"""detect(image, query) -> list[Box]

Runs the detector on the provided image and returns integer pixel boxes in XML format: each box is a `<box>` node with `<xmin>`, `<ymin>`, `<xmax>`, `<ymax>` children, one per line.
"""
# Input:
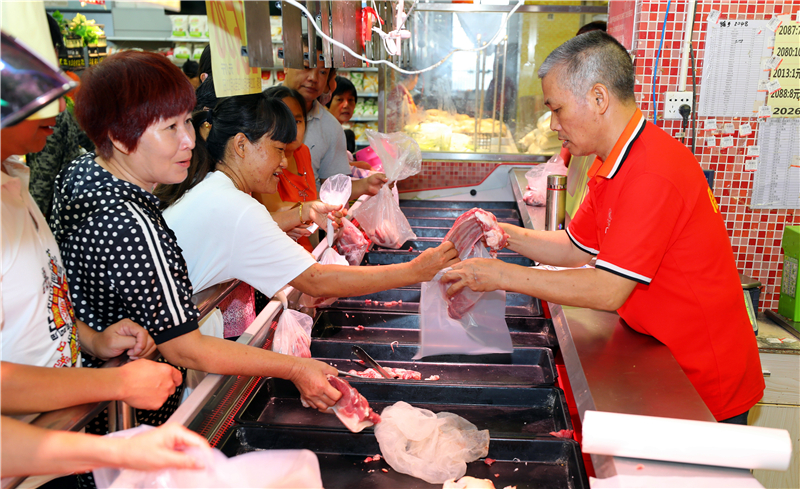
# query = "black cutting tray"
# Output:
<box><xmin>406</xmin><ymin>216</ymin><xmax>520</xmax><ymax>228</ymax></box>
<box><xmin>313</xmin><ymin>310</ymin><xmax>557</xmax><ymax>348</ymax></box>
<box><xmin>400</xmin><ymin>200</ymin><xmax>519</xmax><ymax>210</ymax></box>
<box><xmin>324</xmin><ymin>286</ymin><xmax>542</xmax><ymax>317</ymax></box>
<box><xmin>363</xmin><ymin>249</ymin><xmax>533</xmax><ymax>267</ymax></box>
<box><xmin>313</xmin><ymin>342</ymin><xmax>556</xmax><ymax>386</ymax></box>
<box><xmin>217</xmin><ymin>425</ymin><xmax>588</xmax><ymax>489</ymax></box>
<box><xmin>235</xmin><ymin>378</ymin><xmax>573</xmax><ymax>437</ymax></box>
<box><xmin>401</xmin><ymin>207</ymin><xmax>520</xmax><ymax>220</ymax></box>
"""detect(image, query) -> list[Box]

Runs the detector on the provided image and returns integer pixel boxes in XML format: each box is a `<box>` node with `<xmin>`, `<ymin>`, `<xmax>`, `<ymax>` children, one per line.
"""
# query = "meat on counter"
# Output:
<box><xmin>326</xmin><ymin>375</ymin><xmax>381</xmax><ymax>432</ymax></box>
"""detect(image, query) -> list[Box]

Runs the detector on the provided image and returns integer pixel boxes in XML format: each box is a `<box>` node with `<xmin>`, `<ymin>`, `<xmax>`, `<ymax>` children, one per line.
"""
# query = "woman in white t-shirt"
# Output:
<box><xmin>155</xmin><ymin>93</ymin><xmax>458</xmax><ymax>320</ymax></box>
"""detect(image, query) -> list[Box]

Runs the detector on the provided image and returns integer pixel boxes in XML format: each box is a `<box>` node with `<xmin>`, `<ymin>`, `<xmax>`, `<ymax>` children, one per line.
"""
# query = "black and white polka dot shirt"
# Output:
<box><xmin>50</xmin><ymin>153</ymin><xmax>199</xmax><ymax>368</ymax></box>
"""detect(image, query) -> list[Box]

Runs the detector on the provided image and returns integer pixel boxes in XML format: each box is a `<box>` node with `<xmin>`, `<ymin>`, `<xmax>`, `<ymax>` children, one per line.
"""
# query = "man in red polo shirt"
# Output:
<box><xmin>441</xmin><ymin>31</ymin><xmax>764</xmax><ymax>424</ymax></box>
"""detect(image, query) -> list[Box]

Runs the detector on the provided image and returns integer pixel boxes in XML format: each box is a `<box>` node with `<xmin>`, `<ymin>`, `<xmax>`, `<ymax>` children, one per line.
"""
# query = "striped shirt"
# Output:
<box><xmin>50</xmin><ymin>153</ymin><xmax>199</xmax><ymax>368</ymax></box>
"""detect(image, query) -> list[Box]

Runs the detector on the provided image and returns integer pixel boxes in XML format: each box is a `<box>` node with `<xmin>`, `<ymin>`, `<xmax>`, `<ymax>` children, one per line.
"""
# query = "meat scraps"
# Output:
<box><xmin>444</xmin><ymin>208</ymin><xmax>509</xmax><ymax>259</ymax></box>
<box><xmin>548</xmin><ymin>429</ymin><xmax>574</xmax><ymax>439</ymax></box>
<box><xmin>346</xmin><ymin>367</ymin><xmax>424</xmax><ymax>380</ymax></box>
<box><xmin>442</xmin><ymin>209</ymin><xmax>510</xmax><ymax>319</ymax></box>
<box><xmin>326</xmin><ymin>375</ymin><xmax>381</xmax><ymax>432</ymax></box>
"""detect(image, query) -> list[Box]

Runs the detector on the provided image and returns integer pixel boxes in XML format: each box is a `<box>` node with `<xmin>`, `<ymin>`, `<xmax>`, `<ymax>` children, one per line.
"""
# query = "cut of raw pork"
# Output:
<box><xmin>346</xmin><ymin>367</ymin><xmax>424</xmax><ymax>380</ymax></box>
<box><xmin>326</xmin><ymin>375</ymin><xmax>381</xmax><ymax>432</ymax></box>
<box><xmin>337</xmin><ymin>218</ymin><xmax>370</xmax><ymax>266</ymax></box>
<box><xmin>444</xmin><ymin>208</ymin><xmax>509</xmax><ymax>259</ymax></box>
<box><xmin>442</xmin><ymin>209</ymin><xmax>509</xmax><ymax>319</ymax></box>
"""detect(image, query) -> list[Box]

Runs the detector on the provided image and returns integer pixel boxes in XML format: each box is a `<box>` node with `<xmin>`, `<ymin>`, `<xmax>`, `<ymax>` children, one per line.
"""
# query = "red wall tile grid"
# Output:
<box><xmin>633</xmin><ymin>0</ymin><xmax>800</xmax><ymax>311</ymax></box>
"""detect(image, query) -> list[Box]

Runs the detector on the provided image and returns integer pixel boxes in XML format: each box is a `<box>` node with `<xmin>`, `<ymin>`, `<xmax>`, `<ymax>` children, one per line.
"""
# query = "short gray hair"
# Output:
<box><xmin>537</xmin><ymin>31</ymin><xmax>635</xmax><ymax>103</ymax></box>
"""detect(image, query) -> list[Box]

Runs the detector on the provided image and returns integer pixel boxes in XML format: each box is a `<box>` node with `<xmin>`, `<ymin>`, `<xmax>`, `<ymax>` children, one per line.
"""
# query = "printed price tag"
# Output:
<box><xmin>747</xmin><ymin>145</ymin><xmax>760</xmax><ymax>156</ymax></box>
<box><xmin>674</xmin><ymin>130</ymin><xmax>685</xmax><ymax>139</ymax></box>
<box><xmin>708</xmin><ymin>10</ymin><xmax>721</xmax><ymax>25</ymax></box>
<box><xmin>723</xmin><ymin>123</ymin><xmax>736</xmax><ymax>134</ymax></box>
<box><xmin>757</xmin><ymin>105</ymin><xmax>772</xmax><ymax>118</ymax></box>
<box><xmin>767</xmin><ymin>16</ymin><xmax>782</xmax><ymax>32</ymax></box>
<box><xmin>739</xmin><ymin>122</ymin><xmax>753</xmax><ymax>136</ymax></box>
<box><xmin>721</xmin><ymin>136</ymin><xmax>735</xmax><ymax>148</ymax></box>
<box><xmin>767</xmin><ymin>79</ymin><xmax>782</xmax><ymax>94</ymax></box>
<box><xmin>703</xmin><ymin>119</ymin><xmax>719</xmax><ymax>131</ymax></box>
<box><xmin>706</xmin><ymin>136</ymin><xmax>718</xmax><ymax>147</ymax></box>
<box><xmin>745</xmin><ymin>158</ymin><xmax>759</xmax><ymax>171</ymax></box>
<box><xmin>758</xmin><ymin>79</ymin><xmax>769</xmax><ymax>91</ymax></box>
<box><xmin>766</xmin><ymin>56</ymin><xmax>783</xmax><ymax>70</ymax></box>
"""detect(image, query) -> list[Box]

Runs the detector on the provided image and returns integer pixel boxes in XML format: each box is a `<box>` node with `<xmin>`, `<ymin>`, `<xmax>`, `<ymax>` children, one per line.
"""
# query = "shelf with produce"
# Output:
<box><xmin>360</xmin><ymin>93</ymin><xmax>378</xmax><ymax>97</ymax></box>
<box><xmin>107</xmin><ymin>36</ymin><xmax>209</xmax><ymax>43</ymax></box>
<box><xmin>169</xmin><ymin>36</ymin><xmax>209</xmax><ymax>42</ymax></box>
<box><xmin>350</xmin><ymin>116</ymin><xmax>378</xmax><ymax>122</ymax></box>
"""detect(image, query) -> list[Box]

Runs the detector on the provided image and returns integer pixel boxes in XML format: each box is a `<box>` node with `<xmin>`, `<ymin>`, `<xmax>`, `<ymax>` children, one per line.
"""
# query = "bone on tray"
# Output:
<box><xmin>326</xmin><ymin>375</ymin><xmax>381</xmax><ymax>432</ymax></box>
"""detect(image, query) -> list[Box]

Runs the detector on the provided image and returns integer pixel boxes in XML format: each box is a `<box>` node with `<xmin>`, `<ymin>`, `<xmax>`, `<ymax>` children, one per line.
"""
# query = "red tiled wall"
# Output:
<box><xmin>398</xmin><ymin>160</ymin><xmax>502</xmax><ymax>191</ymax></box>
<box><xmin>632</xmin><ymin>0</ymin><xmax>800</xmax><ymax>311</ymax></box>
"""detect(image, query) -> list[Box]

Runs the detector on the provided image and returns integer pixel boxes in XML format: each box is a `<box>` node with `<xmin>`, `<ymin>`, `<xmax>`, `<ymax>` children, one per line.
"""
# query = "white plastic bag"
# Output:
<box><xmin>352</xmin><ymin>185</ymin><xmax>416</xmax><ymax>249</ymax></box>
<box><xmin>523</xmin><ymin>153</ymin><xmax>567</xmax><ymax>206</ymax></box>
<box><xmin>271</xmin><ymin>309</ymin><xmax>313</xmax><ymax>358</ymax></box>
<box><xmin>415</xmin><ymin>246</ymin><xmax>513</xmax><ymax>359</ymax></box>
<box><xmin>374</xmin><ymin>401</ymin><xmax>490</xmax><ymax>485</ymax></box>
<box><xmin>319</xmin><ymin>174</ymin><xmax>352</xmax><ymax>245</ymax></box>
<box><xmin>93</xmin><ymin>426</ymin><xmax>324</xmax><ymax>489</ymax></box>
<box><xmin>352</xmin><ymin>131</ymin><xmax>422</xmax><ymax>249</ymax></box>
<box><xmin>336</xmin><ymin>217</ymin><xmax>370</xmax><ymax>266</ymax></box>
<box><xmin>298</xmin><ymin>247</ymin><xmax>349</xmax><ymax>308</ymax></box>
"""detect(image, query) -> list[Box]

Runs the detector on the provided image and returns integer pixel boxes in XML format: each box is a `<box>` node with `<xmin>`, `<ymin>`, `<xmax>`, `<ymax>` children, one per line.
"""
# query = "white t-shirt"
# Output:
<box><xmin>163</xmin><ymin>171</ymin><xmax>316</xmax><ymax>299</ymax></box>
<box><xmin>304</xmin><ymin>100</ymin><xmax>351</xmax><ymax>191</ymax></box>
<box><xmin>1</xmin><ymin>158</ymin><xmax>80</xmax><ymax>368</ymax></box>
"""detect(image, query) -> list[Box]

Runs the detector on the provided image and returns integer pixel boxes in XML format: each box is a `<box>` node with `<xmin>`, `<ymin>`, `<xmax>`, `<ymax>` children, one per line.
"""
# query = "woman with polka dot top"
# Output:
<box><xmin>49</xmin><ymin>52</ymin><xmax>347</xmax><ymax>423</ymax></box>
<box><xmin>154</xmin><ymin>93</ymin><xmax>459</xmax><ymax>336</ymax></box>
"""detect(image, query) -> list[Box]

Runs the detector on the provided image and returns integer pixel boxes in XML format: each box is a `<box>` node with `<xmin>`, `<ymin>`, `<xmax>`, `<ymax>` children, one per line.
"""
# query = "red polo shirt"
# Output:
<box><xmin>567</xmin><ymin>108</ymin><xmax>764</xmax><ymax>421</ymax></box>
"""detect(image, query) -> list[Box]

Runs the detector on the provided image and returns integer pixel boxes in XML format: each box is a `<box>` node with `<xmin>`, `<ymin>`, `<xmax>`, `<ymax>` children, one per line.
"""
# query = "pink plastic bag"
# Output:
<box><xmin>523</xmin><ymin>153</ymin><xmax>567</xmax><ymax>206</ymax></box>
<box><xmin>271</xmin><ymin>309</ymin><xmax>313</xmax><ymax>358</ymax></box>
<box><xmin>336</xmin><ymin>217</ymin><xmax>370</xmax><ymax>266</ymax></box>
<box><xmin>352</xmin><ymin>130</ymin><xmax>422</xmax><ymax>249</ymax></box>
<box><xmin>298</xmin><ymin>247</ymin><xmax>349</xmax><ymax>308</ymax></box>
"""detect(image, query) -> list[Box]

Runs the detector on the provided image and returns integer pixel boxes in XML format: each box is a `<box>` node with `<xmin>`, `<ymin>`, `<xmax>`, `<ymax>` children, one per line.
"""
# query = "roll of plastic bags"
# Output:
<box><xmin>374</xmin><ymin>401</ymin><xmax>490</xmax><ymax>484</ymax></box>
<box><xmin>271</xmin><ymin>309</ymin><xmax>313</xmax><ymax>358</ymax></box>
<box><xmin>93</xmin><ymin>425</ymin><xmax>324</xmax><ymax>489</ymax></box>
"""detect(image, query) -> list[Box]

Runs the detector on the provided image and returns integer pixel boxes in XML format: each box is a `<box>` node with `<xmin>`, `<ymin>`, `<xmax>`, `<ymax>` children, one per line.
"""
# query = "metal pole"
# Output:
<box><xmin>477</xmin><ymin>41</ymin><xmax>488</xmax><ymax>152</ymax></box>
<box><xmin>473</xmin><ymin>33</ymin><xmax>481</xmax><ymax>152</ymax></box>
<box><xmin>498</xmin><ymin>36</ymin><xmax>509</xmax><ymax>152</ymax></box>
<box><xmin>490</xmin><ymin>42</ymin><xmax>501</xmax><ymax>149</ymax></box>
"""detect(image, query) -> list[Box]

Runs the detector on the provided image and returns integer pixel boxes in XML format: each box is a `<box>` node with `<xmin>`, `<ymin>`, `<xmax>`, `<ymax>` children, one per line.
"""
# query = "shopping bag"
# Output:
<box><xmin>271</xmin><ymin>309</ymin><xmax>313</xmax><ymax>358</ymax></box>
<box><xmin>523</xmin><ymin>152</ymin><xmax>567</xmax><ymax>206</ymax></box>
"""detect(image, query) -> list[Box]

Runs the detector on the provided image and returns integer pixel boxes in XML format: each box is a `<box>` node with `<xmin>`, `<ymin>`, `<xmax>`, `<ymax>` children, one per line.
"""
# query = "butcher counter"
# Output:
<box><xmin>169</xmin><ymin>166</ymin><xmax>767</xmax><ymax>488</ymax></box>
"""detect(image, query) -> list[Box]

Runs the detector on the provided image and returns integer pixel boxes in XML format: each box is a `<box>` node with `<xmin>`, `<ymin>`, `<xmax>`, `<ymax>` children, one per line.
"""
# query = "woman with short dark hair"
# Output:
<box><xmin>50</xmin><ymin>52</ymin><xmax>345</xmax><ymax>425</ymax></box>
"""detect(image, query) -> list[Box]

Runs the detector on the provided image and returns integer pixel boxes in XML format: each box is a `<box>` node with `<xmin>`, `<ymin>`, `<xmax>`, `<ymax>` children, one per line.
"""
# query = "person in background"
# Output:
<box><xmin>442</xmin><ymin>31</ymin><xmax>764</xmax><ymax>424</ymax></box>
<box><xmin>197</xmin><ymin>44</ymin><xmax>211</xmax><ymax>83</ymax></box>
<box><xmin>181</xmin><ymin>60</ymin><xmax>201</xmax><ymax>89</ymax></box>
<box><xmin>283</xmin><ymin>39</ymin><xmax>385</xmax><ymax>197</ymax></box>
<box><xmin>50</xmin><ymin>53</ymin><xmax>344</xmax><ymax>448</ymax></box>
<box><xmin>2</xmin><ymin>418</ymin><xmax>208</xmax><ymax>478</ymax></box>
<box><xmin>326</xmin><ymin>76</ymin><xmax>372</xmax><ymax>176</ymax></box>
<box><xmin>27</xmin><ymin>13</ymin><xmax>95</xmax><ymax>220</ymax></box>
<box><xmin>577</xmin><ymin>20</ymin><xmax>607</xmax><ymax>36</ymax></box>
<box><xmin>156</xmin><ymin>93</ymin><xmax>459</xmax><ymax>346</ymax></box>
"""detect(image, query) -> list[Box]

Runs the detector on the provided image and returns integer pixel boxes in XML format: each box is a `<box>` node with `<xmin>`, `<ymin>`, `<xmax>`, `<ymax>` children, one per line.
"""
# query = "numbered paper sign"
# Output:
<box><xmin>206</xmin><ymin>0</ymin><xmax>262</xmax><ymax>97</ymax></box>
<box><xmin>768</xmin><ymin>21</ymin><xmax>800</xmax><ymax>118</ymax></box>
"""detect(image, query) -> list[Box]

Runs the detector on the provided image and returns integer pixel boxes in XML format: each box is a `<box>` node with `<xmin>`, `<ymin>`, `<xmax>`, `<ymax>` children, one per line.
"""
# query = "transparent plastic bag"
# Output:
<box><xmin>319</xmin><ymin>174</ymin><xmax>352</xmax><ymax>245</ymax></box>
<box><xmin>364</xmin><ymin>129</ymin><xmax>422</xmax><ymax>183</ymax></box>
<box><xmin>271</xmin><ymin>309</ymin><xmax>313</xmax><ymax>358</ymax></box>
<box><xmin>352</xmin><ymin>185</ymin><xmax>416</xmax><ymax>249</ymax></box>
<box><xmin>336</xmin><ymin>217</ymin><xmax>370</xmax><ymax>266</ymax></box>
<box><xmin>298</xmin><ymin>247</ymin><xmax>349</xmax><ymax>308</ymax></box>
<box><xmin>374</xmin><ymin>401</ymin><xmax>490</xmax><ymax>484</ymax></box>
<box><xmin>523</xmin><ymin>153</ymin><xmax>567</xmax><ymax>206</ymax></box>
<box><xmin>93</xmin><ymin>426</ymin><xmax>323</xmax><ymax>489</ymax></box>
<box><xmin>415</xmin><ymin>246</ymin><xmax>513</xmax><ymax>359</ymax></box>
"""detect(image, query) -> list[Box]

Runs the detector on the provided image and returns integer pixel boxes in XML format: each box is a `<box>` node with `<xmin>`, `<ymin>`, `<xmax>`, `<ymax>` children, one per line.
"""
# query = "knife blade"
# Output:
<box><xmin>351</xmin><ymin>345</ymin><xmax>394</xmax><ymax>379</ymax></box>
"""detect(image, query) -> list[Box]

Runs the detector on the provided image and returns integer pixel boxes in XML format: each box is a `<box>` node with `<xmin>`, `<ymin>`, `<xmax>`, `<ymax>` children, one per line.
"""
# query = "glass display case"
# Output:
<box><xmin>379</xmin><ymin>2</ymin><xmax>607</xmax><ymax>159</ymax></box>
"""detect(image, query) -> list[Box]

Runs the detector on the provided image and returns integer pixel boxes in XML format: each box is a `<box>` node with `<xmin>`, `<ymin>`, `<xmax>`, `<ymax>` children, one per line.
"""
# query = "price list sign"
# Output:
<box><xmin>206</xmin><ymin>0</ymin><xmax>262</xmax><ymax>97</ymax></box>
<box><xmin>751</xmin><ymin>118</ymin><xmax>800</xmax><ymax>208</ymax></box>
<box><xmin>768</xmin><ymin>21</ymin><xmax>800</xmax><ymax>118</ymax></box>
<box><xmin>698</xmin><ymin>19</ymin><xmax>774</xmax><ymax>118</ymax></box>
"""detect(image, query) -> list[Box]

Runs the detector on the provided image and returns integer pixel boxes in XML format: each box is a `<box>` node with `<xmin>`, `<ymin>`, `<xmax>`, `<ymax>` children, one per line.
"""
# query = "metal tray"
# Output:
<box><xmin>313</xmin><ymin>310</ymin><xmax>557</xmax><ymax>348</ymax></box>
<box><xmin>217</xmin><ymin>425</ymin><xmax>588</xmax><ymax>489</ymax></box>
<box><xmin>313</xmin><ymin>342</ymin><xmax>556</xmax><ymax>386</ymax></box>
<box><xmin>363</xmin><ymin>249</ymin><xmax>533</xmax><ymax>267</ymax></box>
<box><xmin>406</xmin><ymin>216</ymin><xmax>521</xmax><ymax>228</ymax></box>
<box><xmin>401</xmin><ymin>207</ymin><xmax>520</xmax><ymax>220</ymax></box>
<box><xmin>325</xmin><ymin>286</ymin><xmax>542</xmax><ymax>317</ymax></box>
<box><xmin>235</xmin><ymin>378</ymin><xmax>573</xmax><ymax>437</ymax></box>
<box><xmin>400</xmin><ymin>200</ymin><xmax>519</xmax><ymax>211</ymax></box>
